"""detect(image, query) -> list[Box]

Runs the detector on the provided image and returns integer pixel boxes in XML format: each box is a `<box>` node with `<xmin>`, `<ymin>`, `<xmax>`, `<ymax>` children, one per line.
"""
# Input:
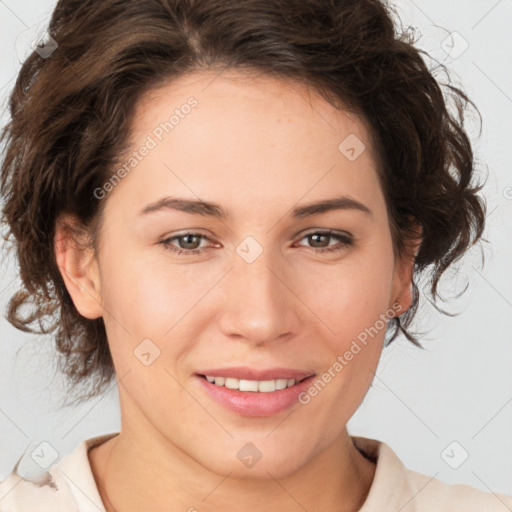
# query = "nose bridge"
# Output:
<box><xmin>217</xmin><ymin>242</ymin><xmax>297</xmax><ymax>344</ymax></box>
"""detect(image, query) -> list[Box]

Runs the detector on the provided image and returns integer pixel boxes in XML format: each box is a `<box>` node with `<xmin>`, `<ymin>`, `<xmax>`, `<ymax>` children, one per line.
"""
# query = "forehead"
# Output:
<box><xmin>106</xmin><ymin>69</ymin><xmax>384</xmax><ymax>223</ymax></box>
<box><xmin>132</xmin><ymin>69</ymin><xmax>371</xmax><ymax>147</ymax></box>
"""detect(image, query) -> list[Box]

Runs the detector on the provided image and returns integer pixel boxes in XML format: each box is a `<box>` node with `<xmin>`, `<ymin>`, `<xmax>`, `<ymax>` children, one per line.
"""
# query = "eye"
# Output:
<box><xmin>160</xmin><ymin>233</ymin><xmax>214</xmax><ymax>255</ymax></box>
<box><xmin>159</xmin><ymin>229</ymin><xmax>354</xmax><ymax>257</ymax></box>
<box><xmin>295</xmin><ymin>230</ymin><xmax>354</xmax><ymax>253</ymax></box>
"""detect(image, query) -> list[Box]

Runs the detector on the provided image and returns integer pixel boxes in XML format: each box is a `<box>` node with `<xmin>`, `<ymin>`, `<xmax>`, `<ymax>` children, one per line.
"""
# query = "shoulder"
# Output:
<box><xmin>0</xmin><ymin>471</ymin><xmax>77</xmax><ymax>512</ymax></box>
<box><xmin>353</xmin><ymin>436</ymin><xmax>512</xmax><ymax>512</ymax></box>
<box><xmin>402</xmin><ymin>465</ymin><xmax>512</xmax><ymax>511</ymax></box>
<box><xmin>0</xmin><ymin>433</ymin><xmax>118</xmax><ymax>512</ymax></box>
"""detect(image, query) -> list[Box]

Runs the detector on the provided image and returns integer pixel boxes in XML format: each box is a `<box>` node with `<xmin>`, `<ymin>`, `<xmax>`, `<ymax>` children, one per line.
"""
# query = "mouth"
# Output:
<box><xmin>197</xmin><ymin>374</ymin><xmax>313</xmax><ymax>392</ymax></box>
<box><xmin>194</xmin><ymin>369</ymin><xmax>317</xmax><ymax>417</ymax></box>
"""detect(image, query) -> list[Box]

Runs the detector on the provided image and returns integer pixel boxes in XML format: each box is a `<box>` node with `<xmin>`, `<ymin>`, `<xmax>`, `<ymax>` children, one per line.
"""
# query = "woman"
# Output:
<box><xmin>0</xmin><ymin>0</ymin><xmax>510</xmax><ymax>510</ymax></box>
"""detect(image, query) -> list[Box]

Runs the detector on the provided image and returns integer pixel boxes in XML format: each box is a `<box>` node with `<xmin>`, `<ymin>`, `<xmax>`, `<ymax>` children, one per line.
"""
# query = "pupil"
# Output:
<box><xmin>181</xmin><ymin>235</ymin><xmax>199</xmax><ymax>249</ymax></box>
<box><xmin>310</xmin><ymin>233</ymin><xmax>327</xmax><ymax>247</ymax></box>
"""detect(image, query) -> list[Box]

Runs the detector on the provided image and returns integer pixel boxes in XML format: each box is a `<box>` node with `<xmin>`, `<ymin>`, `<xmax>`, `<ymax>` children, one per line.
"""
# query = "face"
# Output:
<box><xmin>60</xmin><ymin>70</ymin><xmax>415</xmax><ymax>478</ymax></box>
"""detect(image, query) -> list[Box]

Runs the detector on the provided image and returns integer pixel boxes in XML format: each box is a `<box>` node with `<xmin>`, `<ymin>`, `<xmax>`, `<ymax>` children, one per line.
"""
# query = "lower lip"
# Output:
<box><xmin>195</xmin><ymin>374</ymin><xmax>317</xmax><ymax>417</ymax></box>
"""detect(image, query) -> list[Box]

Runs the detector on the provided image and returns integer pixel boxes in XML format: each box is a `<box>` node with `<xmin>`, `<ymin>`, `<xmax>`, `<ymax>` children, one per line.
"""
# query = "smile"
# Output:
<box><xmin>195</xmin><ymin>372</ymin><xmax>318</xmax><ymax>417</ymax></box>
<box><xmin>201</xmin><ymin>375</ymin><xmax>310</xmax><ymax>392</ymax></box>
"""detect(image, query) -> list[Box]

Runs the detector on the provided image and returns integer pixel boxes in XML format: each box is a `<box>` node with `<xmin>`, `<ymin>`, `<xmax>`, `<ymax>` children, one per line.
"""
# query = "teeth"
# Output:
<box><xmin>275</xmin><ymin>379</ymin><xmax>288</xmax><ymax>390</ymax></box>
<box><xmin>224</xmin><ymin>377</ymin><xmax>239</xmax><ymax>390</ymax></box>
<box><xmin>204</xmin><ymin>376</ymin><xmax>299</xmax><ymax>392</ymax></box>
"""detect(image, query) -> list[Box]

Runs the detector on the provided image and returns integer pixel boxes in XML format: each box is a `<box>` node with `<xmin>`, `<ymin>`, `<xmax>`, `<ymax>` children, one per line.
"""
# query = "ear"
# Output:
<box><xmin>390</xmin><ymin>220</ymin><xmax>422</xmax><ymax>316</ymax></box>
<box><xmin>54</xmin><ymin>214</ymin><xmax>103</xmax><ymax>320</ymax></box>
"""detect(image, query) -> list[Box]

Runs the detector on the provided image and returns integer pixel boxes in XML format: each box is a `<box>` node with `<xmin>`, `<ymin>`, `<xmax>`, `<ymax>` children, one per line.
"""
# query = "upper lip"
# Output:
<box><xmin>196</xmin><ymin>367</ymin><xmax>316</xmax><ymax>381</ymax></box>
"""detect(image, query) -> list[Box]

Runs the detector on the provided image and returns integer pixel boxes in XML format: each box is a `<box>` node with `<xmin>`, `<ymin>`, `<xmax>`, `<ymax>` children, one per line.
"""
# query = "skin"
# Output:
<box><xmin>55</xmin><ymin>69</ymin><xmax>420</xmax><ymax>512</ymax></box>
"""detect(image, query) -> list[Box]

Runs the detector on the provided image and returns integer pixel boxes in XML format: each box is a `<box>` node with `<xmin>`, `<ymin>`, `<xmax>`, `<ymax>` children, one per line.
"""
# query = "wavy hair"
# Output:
<box><xmin>1</xmin><ymin>0</ymin><xmax>485</xmax><ymax>403</ymax></box>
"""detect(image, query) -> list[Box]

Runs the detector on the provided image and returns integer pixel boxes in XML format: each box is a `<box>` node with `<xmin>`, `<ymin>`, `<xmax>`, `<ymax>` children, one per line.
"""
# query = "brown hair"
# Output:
<box><xmin>1</xmin><ymin>0</ymin><xmax>485</xmax><ymax>404</ymax></box>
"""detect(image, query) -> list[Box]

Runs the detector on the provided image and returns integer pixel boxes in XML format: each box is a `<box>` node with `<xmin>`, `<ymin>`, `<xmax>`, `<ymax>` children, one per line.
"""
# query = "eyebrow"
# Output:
<box><xmin>139</xmin><ymin>195</ymin><xmax>373</xmax><ymax>219</ymax></box>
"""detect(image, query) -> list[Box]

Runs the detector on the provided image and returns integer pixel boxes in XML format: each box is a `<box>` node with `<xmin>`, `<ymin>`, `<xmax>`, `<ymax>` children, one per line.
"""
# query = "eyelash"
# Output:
<box><xmin>160</xmin><ymin>230</ymin><xmax>354</xmax><ymax>256</ymax></box>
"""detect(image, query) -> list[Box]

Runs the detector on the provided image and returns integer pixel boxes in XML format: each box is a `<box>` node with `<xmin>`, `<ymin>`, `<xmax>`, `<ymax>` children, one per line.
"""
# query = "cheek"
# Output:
<box><xmin>98</xmin><ymin>244</ymin><xmax>204</xmax><ymax>324</ymax></box>
<box><xmin>293</xmin><ymin>246</ymin><xmax>395</xmax><ymax>345</ymax></box>
<box><xmin>97</xmin><ymin>247</ymin><xmax>225</xmax><ymax>364</ymax></box>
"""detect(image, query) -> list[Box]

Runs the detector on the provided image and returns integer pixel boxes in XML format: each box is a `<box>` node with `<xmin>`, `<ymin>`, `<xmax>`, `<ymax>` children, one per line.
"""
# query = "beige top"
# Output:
<box><xmin>0</xmin><ymin>433</ymin><xmax>510</xmax><ymax>511</ymax></box>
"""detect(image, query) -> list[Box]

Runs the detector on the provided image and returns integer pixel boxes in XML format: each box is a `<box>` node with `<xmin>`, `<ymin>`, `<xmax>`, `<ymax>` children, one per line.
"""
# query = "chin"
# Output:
<box><xmin>198</xmin><ymin>441</ymin><xmax>310</xmax><ymax>480</ymax></box>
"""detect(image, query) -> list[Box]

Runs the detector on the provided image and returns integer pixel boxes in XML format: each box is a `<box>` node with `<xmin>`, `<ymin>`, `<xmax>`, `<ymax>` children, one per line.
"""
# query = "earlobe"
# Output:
<box><xmin>54</xmin><ymin>215</ymin><xmax>104</xmax><ymax>320</ymax></box>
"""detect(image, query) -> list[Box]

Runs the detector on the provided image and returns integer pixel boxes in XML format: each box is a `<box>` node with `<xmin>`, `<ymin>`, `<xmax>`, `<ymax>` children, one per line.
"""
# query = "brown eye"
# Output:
<box><xmin>160</xmin><ymin>233</ymin><xmax>211</xmax><ymax>255</ymax></box>
<box><xmin>296</xmin><ymin>230</ymin><xmax>354</xmax><ymax>253</ymax></box>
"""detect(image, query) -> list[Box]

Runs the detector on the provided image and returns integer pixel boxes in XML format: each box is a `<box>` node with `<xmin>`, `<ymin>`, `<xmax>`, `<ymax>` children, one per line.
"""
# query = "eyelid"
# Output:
<box><xmin>296</xmin><ymin>227</ymin><xmax>350</xmax><ymax>236</ymax></box>
<box><xmin>294</xmin><ymin>227</ymin><xmax>353</xmax><ymax>241</ymax></box>
<box><xmin>161</xmin><ymin>231</ymin><xmax>214</xmax><ymax>246</ymax></box>
<box><xmin>159</xmin><ymin>231</ymin><xmax>219</xmax><ymax>255</ymax></box>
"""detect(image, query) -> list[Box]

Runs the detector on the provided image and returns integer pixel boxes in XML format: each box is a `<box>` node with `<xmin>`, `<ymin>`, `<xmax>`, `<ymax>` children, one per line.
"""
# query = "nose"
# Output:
<box><xmin>216</xmin><ymin>246</ymin><xmax>301</xmax><ymax>346</ymax></box>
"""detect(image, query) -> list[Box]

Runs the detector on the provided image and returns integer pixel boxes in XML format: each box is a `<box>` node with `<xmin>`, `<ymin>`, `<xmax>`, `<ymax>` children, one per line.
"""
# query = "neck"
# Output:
<box><xmin>89</xmin><ymin>427</ymin><xmax>375</xmax><ymax>512</ymax></box>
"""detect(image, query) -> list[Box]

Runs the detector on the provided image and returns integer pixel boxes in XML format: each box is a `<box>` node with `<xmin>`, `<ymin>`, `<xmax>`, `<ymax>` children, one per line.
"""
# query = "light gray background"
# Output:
<box><xmin>1</xmin><ymin>0</ymin><xmax>511</xmax><ymax>498</ymax></box>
